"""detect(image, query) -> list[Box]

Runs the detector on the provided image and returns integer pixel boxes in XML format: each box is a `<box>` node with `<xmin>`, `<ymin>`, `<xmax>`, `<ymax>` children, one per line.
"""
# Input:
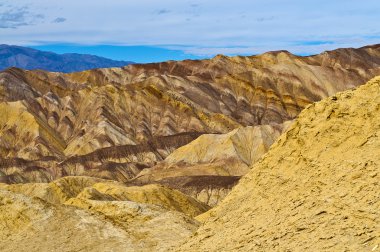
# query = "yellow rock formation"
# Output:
<box><xmin>178</xmin><ymin>77</ymin><xmax>380</xmax><ymax>251</ymax></box>
<box><xmin>0</xmin><ymin>176</ymin><xmax>210</xmax><ymax>251</ymax></box>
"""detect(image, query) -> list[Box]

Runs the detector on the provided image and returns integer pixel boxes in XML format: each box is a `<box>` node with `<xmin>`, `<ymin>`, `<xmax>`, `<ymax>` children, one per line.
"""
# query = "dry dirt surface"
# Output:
<box><xmin>177</xmin><ymin>77</ymin><xmax>380</xmax><ymax>251</ymax></box>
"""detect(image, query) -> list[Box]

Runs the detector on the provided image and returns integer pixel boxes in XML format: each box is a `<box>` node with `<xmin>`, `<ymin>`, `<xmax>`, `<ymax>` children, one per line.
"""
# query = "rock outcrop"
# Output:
<box><xmin>177</xmin><ymin>77</ymin><xmax>380</xmax><ymax>251</ymax></box>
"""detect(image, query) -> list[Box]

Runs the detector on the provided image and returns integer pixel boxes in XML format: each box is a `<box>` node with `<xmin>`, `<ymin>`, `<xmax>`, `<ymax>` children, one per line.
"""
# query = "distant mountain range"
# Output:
<box><xmin>0</xmin><ymin>44</ymin><xmax>133</xmax><ymax>73</ymax></box>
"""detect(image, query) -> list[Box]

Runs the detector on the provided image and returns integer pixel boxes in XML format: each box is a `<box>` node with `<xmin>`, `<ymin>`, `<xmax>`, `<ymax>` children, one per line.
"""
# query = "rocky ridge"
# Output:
<box><xmin>1</xmin><ymin>44</ymin><xmax>380</xmax><ymax>187</ymax></box>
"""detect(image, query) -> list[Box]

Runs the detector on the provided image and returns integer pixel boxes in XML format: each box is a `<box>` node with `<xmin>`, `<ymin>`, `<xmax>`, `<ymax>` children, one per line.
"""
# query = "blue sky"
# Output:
<box><xmin>30</xmin><ymin>45</ymin><xmax>204</xmax><ymax>63</ymax></box>
<box><xmin>1</xmin><ymin>0</ymin><xmax>380</xmax><ymax>63</ymax></box>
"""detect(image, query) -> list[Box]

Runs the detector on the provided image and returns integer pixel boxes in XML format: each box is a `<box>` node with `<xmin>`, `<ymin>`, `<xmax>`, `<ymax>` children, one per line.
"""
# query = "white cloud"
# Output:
<box><xmin>0</xmin><ymin>5</ymin><xmax>44</xmax><ymax>29</ymax></box>
<box><xmin>1</xmin><ymin>0</ymin><xmax>379</xmax><ymax>55</ymax></box>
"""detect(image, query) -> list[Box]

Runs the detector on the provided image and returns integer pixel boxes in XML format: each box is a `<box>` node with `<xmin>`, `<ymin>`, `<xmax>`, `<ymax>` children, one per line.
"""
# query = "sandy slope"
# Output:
<box><xmin>178</xmin><ymin>77</ymin><xmax>380</xmax><ymax>251</ymax></box>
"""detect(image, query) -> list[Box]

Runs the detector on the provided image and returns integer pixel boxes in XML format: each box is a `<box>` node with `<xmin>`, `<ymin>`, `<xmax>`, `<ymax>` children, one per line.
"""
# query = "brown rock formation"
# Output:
<box><xmin>0</xmin><ymin>44</ymin><xmax>380</xmax><ymax>190</ymax></box>
<box><xmin>177</xmin><ymin>77</ymin><xmax>380</xmax><ymax>251</ymax></box>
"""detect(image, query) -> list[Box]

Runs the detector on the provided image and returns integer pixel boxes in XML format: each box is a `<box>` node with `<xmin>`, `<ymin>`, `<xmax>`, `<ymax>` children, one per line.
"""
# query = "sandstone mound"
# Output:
<box><xmin>0</xmin><ymin>176</ymin><xmax>209</xmax><ymax>217</ymax></box>
<box><xmin>0</xmin><ymin>188</ymin><xmax>141</xmax><ymax>252</ymax></box>
<box><xmin>178</xmin><ymin>77</ymin><xmax>380</xmax><ymax>251</ymax></box>
<box><xmin>0</xmin><ymin>176</ymin><xmax>210</xmax><ymax>251</ymax></box>
<box><xmin>69</xmin><ymin>182</ymin><xmax>210</xmax><ymax>217</ymax></box>
<box><xmin>165</xmin><ymin>123</ymin><xmax>291</xmax><ymax>166</ymax></box>
<box><xmin>0</xmin><ymin>176</ymin><xmax>107</xmax><ymax>204</ymax></box>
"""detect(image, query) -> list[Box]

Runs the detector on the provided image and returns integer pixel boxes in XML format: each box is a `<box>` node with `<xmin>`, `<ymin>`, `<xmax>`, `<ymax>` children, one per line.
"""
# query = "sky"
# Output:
<box><xmin>1</xmin><ymin>0</ymin><xmax>380</xmax><ymax>63</ymax></box>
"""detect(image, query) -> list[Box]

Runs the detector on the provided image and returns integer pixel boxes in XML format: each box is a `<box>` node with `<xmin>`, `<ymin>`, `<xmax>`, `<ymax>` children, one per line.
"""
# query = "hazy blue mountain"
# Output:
<box><xmin>0</xmin><ymin>45</ymin><xmax>133</xmax><ymax>73</ymax></box>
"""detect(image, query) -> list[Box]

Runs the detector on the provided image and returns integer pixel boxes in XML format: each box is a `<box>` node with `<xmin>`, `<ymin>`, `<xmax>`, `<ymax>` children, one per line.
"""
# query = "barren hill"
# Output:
<box><xmin>1</xmin><ymin>44</ymin><xmax>380</xmax><ymax>194</ymax></box>
<box><xmin>177</xmin><ymin>77</ymin><xmax>380</xmax><ymax>251</ymax></box>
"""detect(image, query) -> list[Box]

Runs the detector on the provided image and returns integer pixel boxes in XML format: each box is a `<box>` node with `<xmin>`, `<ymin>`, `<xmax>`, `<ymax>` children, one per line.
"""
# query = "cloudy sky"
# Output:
<box><xmin>1</xmin><ymin>0</ymin><xmax>379</xmax><ymax>62</ymax></box>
